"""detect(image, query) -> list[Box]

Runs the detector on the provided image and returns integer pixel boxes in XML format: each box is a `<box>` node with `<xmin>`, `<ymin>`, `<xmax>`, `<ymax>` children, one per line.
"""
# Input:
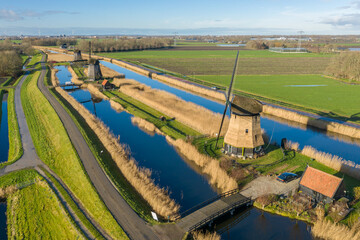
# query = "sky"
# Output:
<box><xmin>1</xmin><ymin>0</ymin><xmax>360</xmax><ymax>35</ymax></box>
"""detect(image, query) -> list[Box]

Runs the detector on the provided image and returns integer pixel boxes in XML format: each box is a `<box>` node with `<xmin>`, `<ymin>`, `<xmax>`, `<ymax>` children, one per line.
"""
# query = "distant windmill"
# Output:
<box><xmin>215</xmin><ymin>51</ymin><xmax>264</xmax><ymax>158</ymax></box>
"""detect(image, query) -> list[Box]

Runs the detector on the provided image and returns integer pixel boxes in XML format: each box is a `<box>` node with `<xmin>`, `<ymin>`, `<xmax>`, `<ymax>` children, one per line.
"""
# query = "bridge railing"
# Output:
<box><xmin>175</xmin><ymin>188</ymin><xmax>241</xmax><ymax>220</ymax></box>
<box><xmin>188</xmin><ymin>197</ymin><xmax>251</xmax><ymax>232</ymax></box>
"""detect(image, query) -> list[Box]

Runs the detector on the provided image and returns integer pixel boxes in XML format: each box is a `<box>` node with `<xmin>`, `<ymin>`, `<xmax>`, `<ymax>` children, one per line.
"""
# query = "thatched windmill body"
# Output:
<box><xmin>88</xmin><ymin>59</ymin><xmax>102</xmax><ymax>81</ymax></box>
<box><xmin>223</xmin><ymin>95</ymin><xmax>264</xmax><ymax>158</ymax></box>
<box><xmin>74</xmin><ymin>50</ymin><xmax>82</xmax><ymax>61</ymax></box>
<box><xmin>216</xmin><ymin>50</ymin><xmax>264</xmax><ymax>159</ymax></box>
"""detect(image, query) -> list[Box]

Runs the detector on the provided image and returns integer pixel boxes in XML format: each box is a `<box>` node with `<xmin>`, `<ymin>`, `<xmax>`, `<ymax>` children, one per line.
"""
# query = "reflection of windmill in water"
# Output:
<box><xmin>79</xmin><ymin>93</ymin><xmax>102</xmax><ymax>117</ymax></box>
<box><xmin>216</xmin><ymin>51</ymin><xmax>264</xmax><ymax>159</ymax></box>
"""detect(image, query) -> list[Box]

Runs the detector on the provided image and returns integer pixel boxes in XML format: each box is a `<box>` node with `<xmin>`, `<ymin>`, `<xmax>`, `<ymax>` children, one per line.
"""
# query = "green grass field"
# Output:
<box><xmin>196</xmin><ymin>74</ymin><xmax>360</xmax><ymax>122</ymax></box>
<box><xmin>99</xmin><ymin>50</ymin><xmax>332</xmax><ymax>75</ymax></box>
<box><xmin>7</xmin><ymin>181</ymin><xmax>84</xmax><ymax>239</ymax></box>
<box><xmin>6</xmin><ymin>89</ymin><xmax>23</xmax><ymax>164</ymax></box>
<box><xmin>21</xmin><ymin>72</ymin><xmax>127</xmax><ymax>239</ymax></box>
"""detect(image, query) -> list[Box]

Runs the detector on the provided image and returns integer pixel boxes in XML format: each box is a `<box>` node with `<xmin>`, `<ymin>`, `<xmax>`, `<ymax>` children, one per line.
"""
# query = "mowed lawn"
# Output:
<box><xmin>99</xmin><ymin>50</ymin><xmax>332</xmax><ymax>75</ymax></box>
<box><xmin>197</xmin><ymin>74</ymin><xmax>360</xmax><ymax>119</ymax></box>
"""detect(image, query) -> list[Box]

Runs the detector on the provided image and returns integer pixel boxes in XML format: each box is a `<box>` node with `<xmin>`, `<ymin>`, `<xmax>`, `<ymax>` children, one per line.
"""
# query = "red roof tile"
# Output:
<box><xmin>102</xmin><ymin>80</ymin><xmax>108</xmax><ymax>86</ymax></box>
<box><xmin>300</xmin><ymin>166</ymin><xmax>343</xmax><ymax>198</ymax></box>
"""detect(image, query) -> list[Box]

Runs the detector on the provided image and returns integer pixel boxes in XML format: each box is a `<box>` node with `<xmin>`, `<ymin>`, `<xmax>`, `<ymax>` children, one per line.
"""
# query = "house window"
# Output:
<box><xmin>245</xmin><ymin>129</ymin><xmax>248</xmax><ymax>134</ymax></box>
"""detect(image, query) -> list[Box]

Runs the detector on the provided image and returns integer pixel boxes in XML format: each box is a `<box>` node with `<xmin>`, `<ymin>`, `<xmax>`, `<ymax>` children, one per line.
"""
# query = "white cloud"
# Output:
<box><xmin>0</xmin><ymin>9</ymin><xmax>23</xmax><ymax>22</ymax></box>
<box><xmin>0</xmin><ymin>9</ymin><xmax>79</xmax><ymax>22</ymax></box>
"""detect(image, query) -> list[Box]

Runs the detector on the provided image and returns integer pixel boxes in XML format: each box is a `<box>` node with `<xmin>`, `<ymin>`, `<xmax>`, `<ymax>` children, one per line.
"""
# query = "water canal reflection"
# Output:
<box><xmin>0</xmin><ymin>93</ymin><xmax>9</xmax><ymax>163</ymax></box>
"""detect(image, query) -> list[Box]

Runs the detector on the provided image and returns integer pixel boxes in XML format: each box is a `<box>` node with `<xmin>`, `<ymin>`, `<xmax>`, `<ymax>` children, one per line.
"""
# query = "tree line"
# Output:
<box><xmin>23</xmin><ymin>38</ymin><xmax>77</xmax><ymax>47</ymax></box>
<box><xmin>0</xmin><ymin>39</ymin><xmax>35</xmax><ymax>77</ymax></box>
<box><xmin>326</xmin><ymin>52</ymin><xmax>360</xmax><ymax>82</ymax></box>
<box><xmin>77</xmin><ymin>37</ymin><xmax>173</xmax><ymax>52</ymax></box>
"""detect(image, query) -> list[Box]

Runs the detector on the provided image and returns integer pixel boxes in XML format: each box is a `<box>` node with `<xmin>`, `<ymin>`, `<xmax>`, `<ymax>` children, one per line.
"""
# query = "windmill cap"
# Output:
<box><xmin>231</xmin><ymin>95</ymin><xmax>263</xmax><ymax>115</ymax></box>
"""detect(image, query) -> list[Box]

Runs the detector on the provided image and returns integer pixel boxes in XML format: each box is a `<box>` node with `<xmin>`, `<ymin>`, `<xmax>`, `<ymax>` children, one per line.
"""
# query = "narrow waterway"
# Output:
<box><xmin>102</xmin><ymin>61</ymin><xmax>360</xmax><ymax>164</ymax></box>
<box><xmin>56</xmin><ymin>66</ymin><xmax>218</xmax><ymax>211</ymax></box>
<box><xmin>56</xmin><ymin>65</ymin><xmax>313</xmax><ymax>239</ymax></box>
<box><xmin>0</xmin><ymin>93</ymin><xmax>9</xmax><ymax>163</ymax></box>
<box><xmin>0</xmin><ymin>202</ymin><xmax>7</xmax><ymax>240</ymax></box>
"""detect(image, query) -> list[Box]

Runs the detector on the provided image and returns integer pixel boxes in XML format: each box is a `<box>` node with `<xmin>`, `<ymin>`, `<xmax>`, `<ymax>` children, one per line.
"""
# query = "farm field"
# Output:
<box><xmin>196</xmin><ymin>74</ymin><xmax>360</xmax><ymax>121</ymax></box>
<box><xmin>99</xmin><ymin>50</ymin><xmax>332</xmax><ymax>75</ymax></box>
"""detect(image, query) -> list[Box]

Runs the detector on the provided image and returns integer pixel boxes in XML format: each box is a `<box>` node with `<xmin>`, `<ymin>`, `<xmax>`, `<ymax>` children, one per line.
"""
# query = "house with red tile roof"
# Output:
<box><xmin>299</xmin><ymin>166</ymin><xmax>345</xmax><ymax>203</ymax></box>
<box><xmin>102</xmin><ymin>80</ymin><xmax>112</xmax><ymax>90</ymax></box>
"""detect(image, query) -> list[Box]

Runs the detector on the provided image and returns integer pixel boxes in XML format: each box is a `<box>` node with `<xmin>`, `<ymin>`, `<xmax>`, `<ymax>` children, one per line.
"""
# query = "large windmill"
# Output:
<box><xmin>216</xmin><ymin>51</ymin><xmax>264</xmax><ymax>159</ymax></box>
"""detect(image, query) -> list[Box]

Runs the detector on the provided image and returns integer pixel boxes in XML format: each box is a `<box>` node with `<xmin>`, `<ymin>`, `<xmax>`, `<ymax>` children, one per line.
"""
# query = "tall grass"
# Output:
<box><xmin>131</xmin><ymin>116</ymin><xmax>160</xmax><ymax>134</ymax></box>
<box><xmin>166</xmin><ymin>137</ymin><xmax>238</xmax><ymax>192</ymax></box>
<box><xmin>87</xmin><ymin>84</ymin><xmax>109</xmax><ymax>100</ymax></box>
<box><xmin>109</xmin><ymin>99</ymin><xmax>124</xmax><ymax>112</ymax></box>
<box><xmin>285</xmin><ymin>140</ymin><xmax>299</xmax><ymax>151</ymax></box>
<box><xmin>312</xmin><ymin>219</ymin><xmax>360</xmax><ymax>240</ymax></box>
<box><xmin>302</xmin><ymin>146</ymin><xmax>360</xmax><ymax>180</ymax></box>
<box><xmin>263</xmin><ymin>105</ymin><xmax>360</xmax><ymax>139</ymax></box>
<box><xmin>68</xmin><ymin>66</ymin><xmax>84</xmax><ymax>85</ymax></box>
<box><xmin>84</xmin><ymin>64</ymin><xmax>123</xmax><ymax>78</ymax></box>
<box><xmin>117</xmin><ymin>79</ymin><xmax>229</xmax><ymax>136</ymax></box>
<box><xmin>55</xmin><ymin>86</ymin><xmax>180</xmax><ymax>218</ymax></box>
<box><xmin>192</xmin><ymin>230</ymin><xmax>221</xmax><ymax>240</ymax></box>
<box><xmin>153</xmin><ymin>73</ymin><xmax>226</xmax><ymax>101</ymax></box>
<box><xmin>51</xmin><ymin>68</ymin><xmax>59</xmax><ymax>86</ymax></box>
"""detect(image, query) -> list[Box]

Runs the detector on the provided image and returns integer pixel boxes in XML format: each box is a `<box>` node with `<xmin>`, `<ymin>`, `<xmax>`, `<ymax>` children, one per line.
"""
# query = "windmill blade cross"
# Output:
<box><xmin>215</xmin><ymin>50</ymin><xmax>240</xmax><ymax>148</ymax></box>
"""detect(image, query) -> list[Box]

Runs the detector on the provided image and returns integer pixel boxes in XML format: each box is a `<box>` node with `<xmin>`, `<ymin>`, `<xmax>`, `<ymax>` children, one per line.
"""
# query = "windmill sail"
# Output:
<box><xmin>215</xmin><ymin>50</ymin><xmax>240</xmax><ymax>147</ymax></box>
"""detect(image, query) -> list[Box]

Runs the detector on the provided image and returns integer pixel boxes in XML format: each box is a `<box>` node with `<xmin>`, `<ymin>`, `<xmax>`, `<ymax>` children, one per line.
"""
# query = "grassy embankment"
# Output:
<box><xmin>21</xmin><ymin>71</ymin><xmax>127</xmax><ymax>239</ymax></box>
<box><xmin>26</xmin><ymin>52</ymin><xmax>42</xmax><ymax>68</ymax></box>
<box><xmin>0</xmin><ymin>169</ymin><xmax>84</xmax><ymax>239</ymax></box>
<box><xmin>41</xmin><ymin>168</ymin><xmax>104</xmax><ymax>239</ymax></box>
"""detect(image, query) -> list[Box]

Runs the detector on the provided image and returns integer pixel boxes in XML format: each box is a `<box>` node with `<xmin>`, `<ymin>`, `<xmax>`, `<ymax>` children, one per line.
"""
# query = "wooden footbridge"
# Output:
<box><xmin>176</xmin><ymin>188</ymin><xmax>252</xmax><ymax>232</ymax></box>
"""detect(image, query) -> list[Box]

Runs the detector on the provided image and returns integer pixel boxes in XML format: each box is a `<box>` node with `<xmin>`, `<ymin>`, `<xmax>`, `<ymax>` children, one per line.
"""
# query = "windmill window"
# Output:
<box><xmin>245</xmin><ymin>129</ymin><xmax>249</xmax><ymax>134</ymax></box>
<box><xmin>255</xmin><ymin>135</ymin><xmax>258</xmax><ymax>141</ymax></box>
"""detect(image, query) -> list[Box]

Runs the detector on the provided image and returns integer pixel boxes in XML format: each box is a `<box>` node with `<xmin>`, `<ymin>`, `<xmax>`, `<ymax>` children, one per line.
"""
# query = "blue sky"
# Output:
<box><xmin>1</xmin><ymin>0</ymin><xmax>360</xmax><ymax>35</ymax></box>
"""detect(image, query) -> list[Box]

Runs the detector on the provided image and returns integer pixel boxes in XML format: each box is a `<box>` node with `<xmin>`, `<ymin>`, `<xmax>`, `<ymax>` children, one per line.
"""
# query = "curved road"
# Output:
<box><xmin>37</xmin><ymin>56</ymin><xmax>172</xmax><ymax>239</ymax></box>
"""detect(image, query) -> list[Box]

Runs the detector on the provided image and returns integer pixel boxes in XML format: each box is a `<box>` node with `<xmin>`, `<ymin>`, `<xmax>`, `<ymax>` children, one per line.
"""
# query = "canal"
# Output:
<box><xmin>0</xmin><ymin>92</ymin><xmax>9</xmax><ymax>163</ymax></box>
<box><xmin>102</xmin><ymin>61</ymin><xmax>360</xmax><ymax>164</ymax></box>
<box><xmin>56</xmin><ymin>65</ymin><xmax>313</xmax><ymax>239</ymax></box>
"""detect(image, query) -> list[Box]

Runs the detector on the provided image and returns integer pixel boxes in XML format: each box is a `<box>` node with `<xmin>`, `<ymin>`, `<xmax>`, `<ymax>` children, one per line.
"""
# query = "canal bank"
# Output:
<box><xmin>54</xmin><ymin>64</ymin><xmax>314</xmax><ymax>239</ymax></box>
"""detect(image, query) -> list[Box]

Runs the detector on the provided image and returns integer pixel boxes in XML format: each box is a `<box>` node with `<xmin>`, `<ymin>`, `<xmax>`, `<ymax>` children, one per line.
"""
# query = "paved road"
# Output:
<box><xmin>0</xmin><ymin>73</ymin><xmax>42</xmax><ymax>176</ymax></box>
<box><xmin>37</xmin><ymin>54</ymin><xmax>165</xmax><ymax>240</ymax></box>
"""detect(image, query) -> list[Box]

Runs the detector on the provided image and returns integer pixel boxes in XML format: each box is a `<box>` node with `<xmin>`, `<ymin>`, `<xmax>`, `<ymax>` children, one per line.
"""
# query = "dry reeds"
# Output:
<box><xmin>302</xmin><ymin>146</ymin><xmax>360</xmax><ymax>180</ymax></box>
<box><xmin>117</xmin><ymin>79</ymin><xmax>229</xmax><ymax>136</ymax></box>
<box><xmin>67</xmin><ymin>65</ymin><xmax>84</xmax><ymax>85</ymax></box>
<box><xmin>55</xmin><ymin>86</ymin><xmax>180</xmax><ymax>218</ymax></box>
<box><xmin>51</xmin><ymin>68</ymin><xmax>59</xmax><ymax>87</ymax></box>
<box><xmin>131</xmin><ymin>116</ymin><xmax>161</xmax><ymax>134</ymax></box>
<box><xmin>192</xmin><ymin>230</ymin><xmax>221</xmax><ymax>240</ymax></box>
<box><xmin>47</xmin><ymin>52</ymin><xmax>74</xmax><ymax>62</ymax></box>
<box><xmin>263</xmin><ymin>105</ymin><xmax>360</xmax><ymax>140</ymax></box>
<box><xmin>312</xmin><ymin>219</ymin><xmax>360</xmax><ymax>240</ymax></box>
<box><xmin>109</xmin><ymin>100</ymin><xmax>124</xmax><ymax>113</ymax></box>
<box><xmin>166</xmin><ymin>137</ymin><xmax>238</xmax><ymax>192</ymax></box>
<box><xmin>87</xmin><ymin>84</ymin><xmax>109</xmax><ymax>100</ymax></box>
<box><xmin>285</xmin><ymin>140</ymin><xmax>299</xmax><ymax>151</ymax></box>
<box><xmin>152</xmin><ymin>73</ymin><xmax>226</xmax><ymax>101</ymax></box>
<box><xmin>84</xmin><ymin>64</ymin><xmax>124</xmax><ymax>78</ymax></box>
<box><xmin>0</xmin><ymin>185</ymin><xmax>18</xmax><ymax>199</ymax></box>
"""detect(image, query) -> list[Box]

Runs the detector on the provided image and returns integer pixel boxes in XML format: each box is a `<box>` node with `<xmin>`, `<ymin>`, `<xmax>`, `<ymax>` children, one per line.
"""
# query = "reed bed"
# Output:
<box><xmin>166</xmin><ymin>137</ymin><xmax>238</xmax><ymax>192</ymax></box>
<box><xmin>153</xmin><ymin>73</ymin><xmax>226</xmax><ymax>101</ymax></box>
<box><xmin>312</xmin><ymin>220</ymin><xmax>360</xmax><ymax>240</ymax></box>
<box><xmin>192</xmin><ymin>230</ymin><xmax>221</xmax><ymax>240</ymax></box>
<box><xmin>302</xmin><ymin>146</ymin><xmax>360</xmax><ymax>180</ymax></box>
<box><xmin>263</xmin><ymin>105</ymin><xmax>360</xmax><ymax>139</ymax></box>
<box><xmin>131</xmin><ymin>116</ymin><xmax>161</xmax><ymax>134</ymax></box>
<box><xmin>285</xmin><ymin>140</ymin><xmax>299</xmax><ymax>151</ymax></box>
<box><xmin>109</xmin><ymin>99</ymin><xmax>124</xmax><ymax>113</ymax></box>
<box><xmin>47</xmin><ymin>53</ymin><xmax>73</xmax><ymax>62</ymax></box>
<box><xmin>55</xmin><ymin>86</ymin><xmax>180</xmax><ymax>218</ymax></box>
<box><xmin>117</xmin><ymin>79</ymin><xmax>229</xmax><ymax>136</ymax></box>
<box><xmin>51</xmin><ymin>68</ymin><xmax>59</xmax><ymax>86</ymax></box>
<box><xmin>68</xmin><ymin>66</ymin><xmax>84</xmax><ymax>85</ymax></box>
<box><xmin>87</xmin><ymin>84</ymin><xmax>109</xmax><ymax>100</ymax></box>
